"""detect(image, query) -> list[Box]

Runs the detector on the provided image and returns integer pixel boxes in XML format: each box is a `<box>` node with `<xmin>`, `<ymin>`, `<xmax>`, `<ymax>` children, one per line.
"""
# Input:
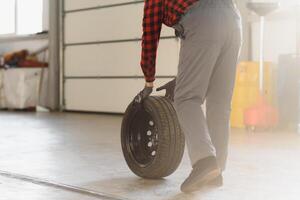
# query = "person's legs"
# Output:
<box><xmin>206</xmin><ymin>23</ymin><xmax>242</xmax><ymax>171</ymax></box>
<box><xmin>174</xmin><ymin>40</ymin><xmax>221</xmax><ymax>166</ymax></box>
<box><xmin>173</xmin><ymin>0</ymin><xmax>227</xmax><ymax>167</ymax></box>
<box><xmin>174</xmin><ymin>40</ymin><xmax>223</xmax><ymax>191</ymax></box>
<box><xmin>173</xmin><ymin>2</ymin><xmax>227</xmax><ymax>191</ymax></box>
<box><xmin>173</xmin><ymin>0</ymin><xmax>242</xmax><ymax>192</ymax></box>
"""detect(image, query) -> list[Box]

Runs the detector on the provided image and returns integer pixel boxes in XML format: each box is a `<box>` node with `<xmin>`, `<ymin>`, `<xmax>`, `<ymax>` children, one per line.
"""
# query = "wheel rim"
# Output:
<box><xmin>126</xmin><ymin>107</ymin><xmax>159</xmax><ymax>168</ymax></box>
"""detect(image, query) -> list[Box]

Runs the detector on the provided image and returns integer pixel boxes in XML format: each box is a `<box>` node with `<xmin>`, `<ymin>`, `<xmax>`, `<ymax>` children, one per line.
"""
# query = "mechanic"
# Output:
<box><xmin>136</xmin><ymin>0</ymin><xmax>242</xmax><ymax>193</ymax></box>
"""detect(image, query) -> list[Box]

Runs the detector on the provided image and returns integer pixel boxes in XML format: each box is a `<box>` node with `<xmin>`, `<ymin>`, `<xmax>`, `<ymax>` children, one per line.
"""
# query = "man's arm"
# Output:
<box><xmin>140</xmin><ymin>0</ymin><xmax>163</xmax><ymax>83</ymax></box>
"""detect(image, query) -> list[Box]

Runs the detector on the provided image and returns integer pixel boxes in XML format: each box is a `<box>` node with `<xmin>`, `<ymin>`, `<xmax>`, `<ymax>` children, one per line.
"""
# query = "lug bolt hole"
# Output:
<box><xmin>149</xmin><ymin>121</ymin><xmax>154</xmax><ymax>126</ymax></box>
<box><xmin>147</xmin><ymin>130</ymin><xmax>152</xmax><ymax>136</ymax></box>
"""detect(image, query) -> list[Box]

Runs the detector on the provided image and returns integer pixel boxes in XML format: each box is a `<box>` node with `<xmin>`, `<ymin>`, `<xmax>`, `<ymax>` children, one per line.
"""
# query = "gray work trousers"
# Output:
<box><xmin>173</xmin><ymin>0</ymin><xmax>242</xmax><ymax>170</ymax></box>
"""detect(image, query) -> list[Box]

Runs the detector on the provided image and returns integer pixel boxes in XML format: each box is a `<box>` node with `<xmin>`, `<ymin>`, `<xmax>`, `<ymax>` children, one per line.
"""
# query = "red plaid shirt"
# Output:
<box><xmin>141</xmin><ymin>0</ymin><xmax>199</xmax><ymax>82</ymax></box>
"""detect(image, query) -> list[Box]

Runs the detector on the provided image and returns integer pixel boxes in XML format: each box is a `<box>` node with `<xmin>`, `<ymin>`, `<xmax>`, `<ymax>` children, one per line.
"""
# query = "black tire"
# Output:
<box><xmin>121</xmin><ymin>96</ymin><xmax>185</xmax><ymax>179</ymax></box>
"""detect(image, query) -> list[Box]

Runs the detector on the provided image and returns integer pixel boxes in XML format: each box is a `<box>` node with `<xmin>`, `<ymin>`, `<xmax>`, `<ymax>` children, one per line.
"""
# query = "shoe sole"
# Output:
<box><xmin>181</xmin><ymin>168</ymin><xmax>220</xmax><ymax>193</ymax></box>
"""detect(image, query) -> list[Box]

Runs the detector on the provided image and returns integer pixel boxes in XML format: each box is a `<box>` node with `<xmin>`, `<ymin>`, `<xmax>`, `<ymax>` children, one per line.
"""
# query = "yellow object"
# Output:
<box><xmin>230</xmin><ymin>61</ymin><xmax>274</xmax><ymax>128</ymax></box>
<box><xmin>230</xmin><ymin>108</ymin><xmax>245</xmax><ymax>128</ymax></box>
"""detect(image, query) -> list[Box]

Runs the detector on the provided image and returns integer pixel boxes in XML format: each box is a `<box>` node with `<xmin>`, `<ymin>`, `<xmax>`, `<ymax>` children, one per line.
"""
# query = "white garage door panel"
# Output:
<box><xmin>65</xmin><ymin>78</ymin><xmax>173</xmax><ymax>113</ymax></box>
<box><xmin>65</xmin><ymin>39</ymin><xmax>179</xmax><ymax>77</ymax></box>
<box><xmin>65</xmin><ymin>0</ymin><xmax>136</xmax><ymax>11</ymax></box>
<box><xmin>65</xmin><ymin>0</ymin><xmax>139</xmax><ymax>11</ymax></box>
<box><xmin>65</xmin><ymin>4</ymin><xmax>174</xmax><ymax>44</ymax></box>
<box><xmin>156</xmin><ymin>39</ymin><xmax>179</xmax><ymax>76</ymax></box>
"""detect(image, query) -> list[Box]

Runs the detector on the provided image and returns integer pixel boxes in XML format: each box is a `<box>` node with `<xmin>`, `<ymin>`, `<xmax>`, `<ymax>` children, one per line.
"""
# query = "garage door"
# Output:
<box><xmin>62</xmin><ymin>0</ymin><xmax>179</xmax><ymax>113</ymax></box>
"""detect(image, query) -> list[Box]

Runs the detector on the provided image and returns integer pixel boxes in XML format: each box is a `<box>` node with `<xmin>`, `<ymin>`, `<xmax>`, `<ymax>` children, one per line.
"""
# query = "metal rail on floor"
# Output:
<box><xmin>0</xmin><ymin>170</ymin><xmax>128</xmax><ymax>200</ymax></box>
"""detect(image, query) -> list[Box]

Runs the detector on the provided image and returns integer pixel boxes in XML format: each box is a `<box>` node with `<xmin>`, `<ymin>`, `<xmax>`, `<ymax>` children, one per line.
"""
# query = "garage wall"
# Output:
<box><xmin>251</xmin><ymin>18</ymin><xmax>297</xmax><ymax>63</ymax></box>
<box><xmin>62</xmin><ymin>1</ymin><xmax>300</xmax><ymax>113</ymax></box>
<box><xmin>248</xmin><ymin>0</ymin><xmax>300</xmax><ymax>63</ymax></box>
<box><xmin>62</xmin><ymin>0</ymin><xmax>179</xmax><ymax>113</ymax></box>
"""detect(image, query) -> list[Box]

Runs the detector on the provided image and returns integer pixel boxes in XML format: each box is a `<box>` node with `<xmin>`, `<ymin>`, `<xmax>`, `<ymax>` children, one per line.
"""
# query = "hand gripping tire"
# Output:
<box><xmin>121</xmin><ymin>96</ymin><xmax>185</xmax><ymax>179</ymax></box>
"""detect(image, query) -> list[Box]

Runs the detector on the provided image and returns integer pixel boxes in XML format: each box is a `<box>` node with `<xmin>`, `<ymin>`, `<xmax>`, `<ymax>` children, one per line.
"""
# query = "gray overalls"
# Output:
<box><xmin>173</xmin><ymin>0</ymin><xmax>242</xmax><ymax>170</ymax></box>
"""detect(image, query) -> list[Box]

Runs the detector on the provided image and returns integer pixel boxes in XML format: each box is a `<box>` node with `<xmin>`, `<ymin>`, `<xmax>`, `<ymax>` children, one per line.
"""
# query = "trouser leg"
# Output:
<box><xmin>206</xmin><ymin>28</ymin><xmax>242</xmax><ymax>171</ymax></box>
<box><xmin>173</xmin><ymin>0</ymin><xmax>242</xmax><ymax>167</ymax></box>
<box><xmin>174</xmin><ymin>40</ymin><xmax>223</xmax><ymax>166</ymax></box>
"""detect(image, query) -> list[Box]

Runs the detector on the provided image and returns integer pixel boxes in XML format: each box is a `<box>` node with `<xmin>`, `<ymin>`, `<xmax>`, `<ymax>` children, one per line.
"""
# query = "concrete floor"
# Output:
<box><xmin>0</xmin><ymin>112</ymin><xmax>300</xmax><ymax>200</ymax></box>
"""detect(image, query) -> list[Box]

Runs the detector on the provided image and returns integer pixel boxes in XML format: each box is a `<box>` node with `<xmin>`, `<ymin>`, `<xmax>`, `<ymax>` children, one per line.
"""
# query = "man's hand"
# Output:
<box><xmin>156</xmin><ymin>78</ymin><xmax>176</xmax><ymax>101</ymax></box>
<box><xmin>134</xmin><ymin>82</ymin><xmax>154</xmax><ymax>103</ymax></box>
